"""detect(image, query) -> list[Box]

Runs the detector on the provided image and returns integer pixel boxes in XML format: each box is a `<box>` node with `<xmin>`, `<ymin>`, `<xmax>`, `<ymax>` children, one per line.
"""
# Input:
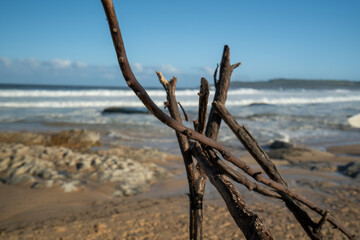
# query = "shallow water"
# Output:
<box><xmin>1</xmin><ymin>83</ymin><xmax>360</xmax><ymax>154</ymax></box>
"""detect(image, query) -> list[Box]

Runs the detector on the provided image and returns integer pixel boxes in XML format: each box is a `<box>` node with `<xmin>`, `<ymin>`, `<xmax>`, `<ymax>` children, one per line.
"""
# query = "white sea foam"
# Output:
<box><xmin>1</xmin><ymin>95</ymin><xmax>360</xmax><ymax>108</ymax></box>
<box><xmin>0</xmin><ymin>101</ymin><xmax>153</xmax><ymax>108</ymax></box>
<box><xmin>0</xmin><ymin>88</ymin><xmax>262</xmax><ymax>98</ymax></box>
<box><xmin>0</xmin><ymin>89</ymin><xmax>147</xmax><ymax>98</ymax></box>
<box><xmin>0</xmin><ymin>89</ymin><xmax>204</xmax><ymax>98</ymax></box>
<box><xmin>227</xmin><ymin>88</ymin><xmax>261</xmax><ymax>95</ymax></box>
<box><xmin>224</xmin><ymin>96</ymin><xmax>360</xmax><ymax>106</ymax></box>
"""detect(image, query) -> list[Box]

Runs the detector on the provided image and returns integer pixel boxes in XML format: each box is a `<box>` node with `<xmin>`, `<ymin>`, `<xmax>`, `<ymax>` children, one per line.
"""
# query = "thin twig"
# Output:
<box><xmin>178</xmin><ymin>102</ymin><xmax>189</xmax><ymax>122</ymax></box>
<box><xmin>315</xmin><ymin>210</ymin><xmax>330</xmax><ymax>233</ymax></box>
<box><xmin>213</xmin><ymin>64</ymin><xmax>219</xmax><ymax>87</ymax></box>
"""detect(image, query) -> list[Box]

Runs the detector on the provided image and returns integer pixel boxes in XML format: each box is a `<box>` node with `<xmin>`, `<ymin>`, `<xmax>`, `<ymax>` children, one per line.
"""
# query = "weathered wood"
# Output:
<box><xmin>205</xmin><ymin>45</ymin><xmax>240</xmax><ymax>140</ymax></box>
<box><xmin>192</xmin><ymin>142</ymin><xmax>273</xmax><ymax>240</ymax></box>
<box><xmin>156</xmin><ymin>71</ymin><xmax>205</xmax><ymax>240</ymax></box>
<box><xmin>213</xmin><ymin>101</ymin><xmax>326</xmax><ymax>240</ymax></box>
<box><xmin>100</xmin><ymin>1</ymin><xmax>357</xmax><ymax>239</ymax></box>
<box><xmin>203</xmin><ymin>148</ymin><xmax>280</xmax><ymax>198</ymax></box>
<box><xmin>194</xmin><ymin>78</ymin><xmax>210</xmax><ymax>134</ymax></box>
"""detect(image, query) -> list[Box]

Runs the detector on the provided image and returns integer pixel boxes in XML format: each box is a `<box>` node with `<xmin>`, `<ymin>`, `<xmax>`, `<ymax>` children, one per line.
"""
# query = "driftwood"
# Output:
<box><xmin>156</xmin><ymin>72</ymin><xmax>206</xmax><ymax>239</ymax></box>
<box><xmin>192</xmin><ymin>142</ymin><xmax>273</xmax><ymax>240</ymax></box>
<box><xmin>100</xmin><ymin>0</ymin><xmax>358</xmax><ymax>239</ymax></box>
<box><xmin>213</xmin><ymin>101</ymin><xmax>326</xmax><ymax>240</ymax></box>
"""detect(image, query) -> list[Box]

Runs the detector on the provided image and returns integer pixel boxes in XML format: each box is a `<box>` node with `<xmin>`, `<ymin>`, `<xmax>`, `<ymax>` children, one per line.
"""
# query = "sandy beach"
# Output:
<box><xmin>0</xmin><ymin>129</ymin><xmax>359</xmax><ymax>240</ymax></box>
<box><xmin>1</xmin><ymin>1</ymin><xmax>360</xmax><ymax>239</ymax></box>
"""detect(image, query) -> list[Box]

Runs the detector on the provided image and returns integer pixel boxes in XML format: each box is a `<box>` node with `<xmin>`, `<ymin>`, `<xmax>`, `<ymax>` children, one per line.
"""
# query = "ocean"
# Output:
<box><xmin>1</xmin><ymin>81</ymin><xmax>359</xmax><ymax>154</ymax></box>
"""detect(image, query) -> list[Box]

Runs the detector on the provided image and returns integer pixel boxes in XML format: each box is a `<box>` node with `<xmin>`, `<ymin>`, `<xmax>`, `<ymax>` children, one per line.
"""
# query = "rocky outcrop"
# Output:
<box><xmin>50</xmin><ymin>129</ymin><xmax>100</xmax><ymax>149</ymax></box>
<box><xmin>267</xmin><ymin>145</ymin><xmax>334</xmax><ymax>164</ymax></box>
<box><xmin>338</xmin><ymin>162</ymin><xmax>360</xmax><ymax>179</ymax></box>
<box><xmin>0</xmin><ymin>131</ymin><xmax>49</xmax><ymax>146</ymax></box>
<box><xmin>95</xmin><ymin>146</ymin><xmax>166</xmax><ymax>163</ymax></box>
<box><xmin>0</xmin><ymin>129</ymin><xmax>100</xmax><ymax>149</ymax></box>
<box><xmin>0</xmin><ymin>143</ymin><xmax>169</xmax><ymax>196</ymax></box>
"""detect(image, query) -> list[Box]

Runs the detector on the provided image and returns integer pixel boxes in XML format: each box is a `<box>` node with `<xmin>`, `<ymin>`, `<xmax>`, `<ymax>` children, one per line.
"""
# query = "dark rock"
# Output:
<box><xmin>268</xmin><ymin>141</ymin><xmax>294</xmax><ymax>150</ymax></box>
<box><xmin>76</xmin><ymin>163</ymin><xmax>84</xmax><ymax>170</ymax></box>
<box><xmin>248</xmin><ymin>103</ymin><xmax>273</xmax><ymax>107</ymax></box>
<box><xmin>102</xmin><ymin>107</ymin><xmax>148</xmax><ymax>114</ymax></box>
<box><xmin>296</xmin><ymin>162</ymin><xmax>337</xmax><ymax>172</ymax></box>
<box><xmin>338</xmin><ymin>162</ymin><xmax>360</xmax><ymax>178</ymax></box>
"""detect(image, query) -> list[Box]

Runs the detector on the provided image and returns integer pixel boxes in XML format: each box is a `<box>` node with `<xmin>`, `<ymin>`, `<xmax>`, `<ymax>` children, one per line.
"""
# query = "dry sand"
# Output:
<box><xmin>0</xmin><ymin>131</ymin><xmax>360</xmax><ymax>240</ymax></box>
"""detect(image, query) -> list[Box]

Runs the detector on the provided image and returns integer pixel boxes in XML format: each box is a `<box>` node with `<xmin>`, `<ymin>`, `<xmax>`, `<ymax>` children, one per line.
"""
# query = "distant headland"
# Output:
<box><xmin>230</xmin><ymin>78</ymin><xmax>360</xmax><ymax>90</ymax></box>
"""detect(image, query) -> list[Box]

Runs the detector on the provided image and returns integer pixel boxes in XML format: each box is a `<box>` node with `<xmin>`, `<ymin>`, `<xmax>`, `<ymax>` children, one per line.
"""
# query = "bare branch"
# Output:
<box><xmin>315</xmin><ymin>210</ymin><xmax>330</xmax><ymax>233</ymax></box>
<box><xmin>213</xmin><ymin>64</ymin><xmax>219</xmax><ymax>87</ymax></box>
<box><xmin>201</xmin><ymin>147</ymin><xmax>281</xmax><ymax>199</ymax></box>
<box><xmin>205</xmin><ymin>45</ymin><xmax>234</xmax><ymax>140</ymax></box>
<box><xmin>231</xmin><ymin>62</ymin><xmax>242</xmax><ymax>70</ymax></box>
<box><xmin>192</xmin><ymin>142</ymin><xmax>273</xmax><ymax>240</ymax></box>
<box><xmin>178</xmin><ymin>102</ymin><xmax>189</xmax><ymax>122</ymax></box>
<box><xmin>156</xmin><ymin>70</ymin><xmax>204</xmax><ymax>239</ymax></box>
<box><xmin>156</xmin><ymin>71</ymin><xmax>169</xmax><ymax>88</ymax></box>
<box><xmin>213</xmin><ymin>101</ymin><xmax>286</xmax><ymax>183</ymax></box>
<box><xmin>100</xmin><ymin>2</ymin><xmax>357</xmax><ymax>239</ymax></box>
<box><xmin>195</xmin><ymin>77</ymin><xmax>210</xmax><ymax>134</ymax></box>
<box><xmin>212</xmin><ymin>101</ymin><xmax>327</xmax><ymax>239</ymax></box>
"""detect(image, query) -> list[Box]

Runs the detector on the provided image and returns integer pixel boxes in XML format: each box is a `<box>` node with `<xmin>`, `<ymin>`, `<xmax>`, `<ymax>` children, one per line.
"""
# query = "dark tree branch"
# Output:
<box><xmin>100</xmin><ymin>1</ymin><xmax>357</xmax><ymax>239</ymax></box>
<box><xmin>195</xmin><ymin>78</ymin><xmax>210</xmax><ymax>134</ymax></box>
<box><xmin>212</xmin><ymin>101</ymin><xmax>327</xmax><ymax>240</ymax></box>
<box><xmin>315</xmin><ymin>210</ymin><xmax>330</xmax><ymax>233</ymax></box>
<box><xmin>213</xmin><ymin>64</ymin><xmax>219</xmax><ymax>87</ymax></box>
<box><xmin>205</xmin><ymin>45</ymin><xmax>234</xmax><ymax>141</ymax></box>
<box><xmin>213</xmin><ymin>101</ymin><xmax>284</xmax><ymax>182</ymax></box>
<box><xmin>201</xmin><ymin>147</ymin><xmax>281</xmax><ymax>199</ymax></box>
<box><xmin>231</xmin><ymin>62</ymin><xmax>242</xmax><ymax>70</ymax></box>
<box><xmin>178</xmin><ymin>102</ymin><xmax>189</xmax><ymax>122</ymax></box>
<box><xmin>156</xmin><ymin>71</ymin><xmax>205</xmax><ymax>240</ymax></box>
<box><xmin>192</xmin><ymin>142</ymin><xmax>273</xmax><ymax>240</ymax></box>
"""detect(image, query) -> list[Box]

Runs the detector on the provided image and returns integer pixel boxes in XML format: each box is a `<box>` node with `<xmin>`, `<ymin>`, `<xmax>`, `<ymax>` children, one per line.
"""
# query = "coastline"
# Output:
<box><xmin>0</xmin><ymin>129</ymin><xmax>359</xmax><ymax>239</ymax></box>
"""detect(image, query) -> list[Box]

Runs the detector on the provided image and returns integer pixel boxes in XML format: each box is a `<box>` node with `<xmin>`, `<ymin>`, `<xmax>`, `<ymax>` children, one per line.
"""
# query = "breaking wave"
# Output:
<box><xmin>0</xmin><ymin>88</ymin><xmax>261</xmax><ymax>98</ymax></box>
<box><xmin>1</xmin><ymin>95</ymin><xmax>360</xmax><ymax>108</ymax></box>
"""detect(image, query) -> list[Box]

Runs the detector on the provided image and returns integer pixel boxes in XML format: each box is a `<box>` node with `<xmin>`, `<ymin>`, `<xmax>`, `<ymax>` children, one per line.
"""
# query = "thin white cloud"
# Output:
<box><xmin>18</xmin><ymin>58</ymin><xmax>42</xmax><ymax>68</ymax></box>
<box><xmin>74</xmin><ymin>61</ymin><xmax>88</xmax><ymax>68</ymax></box>
<box><xmin>192</xmin><ymin>66</ymin><xmax>216</xmax><ymax>77</ymax></box>
<box><xmin>50</xmin><ymin>59</ymin><xmax>88</xmax><ymax>69</ymax></box>
<box><xmin>131</xmin><ymin>62</ymin><xmax>181</xmax><ymax>76</ymax></box>
<box><xmin>202</xmin><ymin>66</ymin><xmax>215</xmax><ymax>76</ymax></box>
<box><xmin>157</xmin><ymin>64</ymin><xmax>181</xmax><ymax>75</ymax></box>
<box><xmin>0</xmin><ymin>57</ymin><xmax>12</xmax><ymax>67</ymax></box>
<box><xmin>50</xmin><ymin>59</ymin><xmax>71</xmax><ymax>69</ymax></box>
<box><xmin>0</xmin><ymin>57</ymin><xmax>116</xmax><ymax>85</ymax></box>
<box><xmin>132</xmin><ymin>62</ymin><xmax>144</xmax><ymax>73</ymax></box>
<box><xmin>0</xmin><ymin>57</ymin><xmax>89</xmax><ymax>71</ymax></box>
<box><xmin>0</xmin><ymin>57</ymin><xmax>189</xmax><ymax>86</ymax></box>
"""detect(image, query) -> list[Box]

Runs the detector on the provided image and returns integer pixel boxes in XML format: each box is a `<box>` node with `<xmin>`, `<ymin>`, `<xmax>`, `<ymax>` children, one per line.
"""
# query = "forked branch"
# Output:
<box><xmin>156</xmin><ymin>71</ymin><xmax>205</xmax><ymax>240</ymax></box>
<box><xmin>100</xmin><ymin>1</ymin><xmax>357</xmax><ymax>239</ymax></box>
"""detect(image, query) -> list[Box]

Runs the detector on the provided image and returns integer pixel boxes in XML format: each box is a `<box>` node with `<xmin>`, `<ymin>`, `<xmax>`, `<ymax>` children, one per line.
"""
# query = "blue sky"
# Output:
<box><xmin>0</xmin><ymin>1</ymin><xmax>359</xmax><ymax>88</ymax></box>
